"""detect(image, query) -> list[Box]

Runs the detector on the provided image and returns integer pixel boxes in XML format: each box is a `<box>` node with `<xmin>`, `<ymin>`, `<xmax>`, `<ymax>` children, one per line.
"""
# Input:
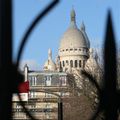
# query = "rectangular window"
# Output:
<box><xmin>29</xmin><ymin>76</ymin><xmax>32</xmax><ymax>86</ymax></box>
<box><xmin>31</xmin><ymin>76</ymin><xmax>37</xmax><ymax>86</ymax></box>
<box><xmin>45</xmin><ymin>76</ymin><xmax>51</xmax><ymax>86</ymax></box>
<box><xmin>60</xmin><ymin>76</ymin><xmax>66</xmax><ymax>86</ymax></box>
<box><xmin>34</xmin><ymin>76</ymin><xmax>37</xmax><ymax>86</ymax></box>
<box><xmin>32</xmin><ymin>76</ymin><xmax>35</xmax><ymax>86</ymax></box>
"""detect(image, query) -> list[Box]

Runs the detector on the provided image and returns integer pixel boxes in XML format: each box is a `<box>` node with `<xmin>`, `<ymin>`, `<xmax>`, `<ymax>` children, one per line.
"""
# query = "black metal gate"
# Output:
<box><xmin>0</xmin><ymin>0</ymin><xmax>119</xmax><ymax>120</ymax></box>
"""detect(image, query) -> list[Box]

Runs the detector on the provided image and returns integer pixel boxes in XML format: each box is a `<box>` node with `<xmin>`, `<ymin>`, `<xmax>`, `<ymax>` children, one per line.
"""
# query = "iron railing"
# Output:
<box><xmin>0</xmin><ymin>0</ymin><xmax>119</xmax><ymax>120</ymax></box>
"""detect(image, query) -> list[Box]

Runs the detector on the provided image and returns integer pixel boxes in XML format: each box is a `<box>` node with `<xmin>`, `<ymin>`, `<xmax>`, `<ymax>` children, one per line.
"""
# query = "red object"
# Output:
<box><xmin>18</xmin><ymin>81</ymin><xmax>29</xmax><ymax>93</ymax></box>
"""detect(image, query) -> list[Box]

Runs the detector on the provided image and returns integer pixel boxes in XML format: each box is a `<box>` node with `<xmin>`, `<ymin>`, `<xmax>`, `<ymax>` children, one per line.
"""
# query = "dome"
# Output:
<box><xmin>43</xmin><ymin>49</ymin><xmax>56</xmax><ymax>71</ymax></box>
<box><xmin>80</xmin><ymin>22</ymin><xmax>90</xmax><ymax>48</ymax></box>
<box><xmin>59</xmin><ymin>9</ymin><xmax>89</xmax><ymax>50</ymax></box>
<box><xmin>85</xmin><ymin>48</ymin><xmax>99</xmax><ymax>71</ymax></box>
<box><xmin>57</xmin><ymin>9</ymin><xmax>90</xmax><ymax>72</ymax></box>
<box><xmin>59</xmin><ymin>27</ymin><xmax>88</xmax><ymax>49</ymax></box>
<box><xmin>44</xmin><ymin>59</ymin><xmax>56</xmax><ymax>71</ymax></box>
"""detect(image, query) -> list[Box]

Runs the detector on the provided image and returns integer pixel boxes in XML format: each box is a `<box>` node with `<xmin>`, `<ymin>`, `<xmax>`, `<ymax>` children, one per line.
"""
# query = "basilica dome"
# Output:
<box><xmin>58</xmin><ymin>8</ymin><xmax>90</xmax><ymax>72</ymax></box>
<box><xmin>59</xmin><ymin>9</ymin><xmax>89</xmax><ymax>52</ymax></box>
<box><xmin>59</xmin><ymin>27</ymin><xmax>87</xmax><ymax>49</ymax></box>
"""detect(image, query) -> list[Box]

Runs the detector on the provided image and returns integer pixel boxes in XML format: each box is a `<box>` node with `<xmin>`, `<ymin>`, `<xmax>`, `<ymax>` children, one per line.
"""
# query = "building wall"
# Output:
<box><xmin>12</xmin><ymin>71</ymin><xmax>69</xmax><ymax>120</ymax></box>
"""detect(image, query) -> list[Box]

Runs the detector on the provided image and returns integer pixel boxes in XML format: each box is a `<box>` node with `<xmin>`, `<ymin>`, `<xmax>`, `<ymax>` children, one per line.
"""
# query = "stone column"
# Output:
<box><xmin>24</xmin><ymin>64</ymin><xmax>29</xmax><ymax>82</ymax></box>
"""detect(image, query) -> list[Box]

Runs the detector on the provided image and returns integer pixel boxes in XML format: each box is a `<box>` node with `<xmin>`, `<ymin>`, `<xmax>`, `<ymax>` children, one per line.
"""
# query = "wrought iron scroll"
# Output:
<box><xmin>0</xmin><ymin>0</ymin><xmax>120</xmax><ymax>120</ymax></box>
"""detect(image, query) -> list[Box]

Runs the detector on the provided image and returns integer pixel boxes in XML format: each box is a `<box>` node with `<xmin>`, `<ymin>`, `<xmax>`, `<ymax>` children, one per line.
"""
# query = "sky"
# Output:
<box><xmin>13</xmin><ymin>0</ymin><xmax>120</xmax><ymax>70</ymax></box>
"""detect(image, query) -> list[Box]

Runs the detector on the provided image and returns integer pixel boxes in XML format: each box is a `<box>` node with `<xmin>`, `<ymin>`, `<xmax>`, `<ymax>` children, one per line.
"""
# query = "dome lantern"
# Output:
<box><xmin>70</xmin><ymin>8</ymin><xmax>76</xmax><ymax>22</ymax></box>
<box><xmin>70</xmin><ymin>8</ymin><xmax>77</xmax><ymax>28</ymax></box>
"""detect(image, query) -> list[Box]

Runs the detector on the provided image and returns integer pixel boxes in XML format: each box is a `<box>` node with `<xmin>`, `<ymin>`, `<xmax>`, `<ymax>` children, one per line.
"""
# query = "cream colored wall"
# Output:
<box><xmin>59</xmin><ymin>48</ymin><xmax>88</xmax><ymax>56</ymax></box>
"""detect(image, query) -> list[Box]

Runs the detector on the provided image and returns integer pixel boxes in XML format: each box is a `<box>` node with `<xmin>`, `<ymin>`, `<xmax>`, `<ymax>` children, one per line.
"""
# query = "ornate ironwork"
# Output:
<box><xmin>0</xmin><ymin>0</ymin><xmax>119</xmax><ymax>120</ymax></box>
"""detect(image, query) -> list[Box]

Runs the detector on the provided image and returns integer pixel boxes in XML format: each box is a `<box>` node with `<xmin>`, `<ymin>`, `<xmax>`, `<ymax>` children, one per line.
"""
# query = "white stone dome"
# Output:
<box><xmin>59</xmin><ymin>8</ymin><xmax>89</xmax><ymax>51</ymax></box>
<box><xmin>57</xmin><ymin>9</ymin><xmax>90</xmax><ymax>72</ymax></box>
<box><xmin>59</xmin><ymin>27</ymin><xmax>87</xmax><ymax>49</ymax></box>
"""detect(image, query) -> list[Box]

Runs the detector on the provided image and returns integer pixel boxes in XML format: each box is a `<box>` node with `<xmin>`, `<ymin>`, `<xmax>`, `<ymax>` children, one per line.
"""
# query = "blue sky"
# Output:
<box><xmin>13</xmin><ymin>0</ymin><xmax>120</xmax><ymax>70</ymax></box>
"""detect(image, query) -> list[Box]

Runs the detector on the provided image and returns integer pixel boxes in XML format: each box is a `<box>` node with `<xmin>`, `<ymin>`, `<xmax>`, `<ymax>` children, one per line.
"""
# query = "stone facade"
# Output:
<box><xmin>12</xmin><ymin>69</ymin><xmax>69</xmax><ymax>120</ymax></box>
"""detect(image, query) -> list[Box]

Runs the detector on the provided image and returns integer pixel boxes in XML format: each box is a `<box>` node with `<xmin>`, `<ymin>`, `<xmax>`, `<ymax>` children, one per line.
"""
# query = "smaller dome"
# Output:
<box><xmin>44</xmin><ymin>59</ymin><xmax>56</xmax><ymax>71</ymax></box>
<box><xmin>85</xmin><ymin>48</ymin><xmax>99</xmax><ymax>71</ymax></box>
<box><xmin>43</xmin><ymin>49</ymin><xmax>56</xmax><ymax>71</ymax></box>
<box><xmin>80</xmin><ymin>22</ymin><xmax>90</xmax><ymax>48</ymax></box>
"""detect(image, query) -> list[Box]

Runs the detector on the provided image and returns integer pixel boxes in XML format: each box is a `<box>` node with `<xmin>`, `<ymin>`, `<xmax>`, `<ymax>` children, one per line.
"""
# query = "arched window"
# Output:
<box><xmin>75</xmin><ymin>60</ymin><xmax>77</xmax><ymax>68</ymax></box>
<box><xmin>66</xmin><ymin>60</ymin><xmax>69</xmax><ymax>66</ymax></box>
<box><xmin>83</xmin><ymin>60</ymin><xmax>86</xmax><ymax>68</ymax></box>
<box><xmin>63</xmin><ymin>61</ymin><xmax>65</xmax><ymax>67</ymax></box>
<box><xmin>60</xmin><ymin>61</ymin><xmax>62</xmax><ymax>67</ymax></box>
<box><xmin>79</xmin><ymin>60</ymin><xmax>81</xmax><ymax>67</ymax></box>
<box><xmin>70</xmin><ymin>60</ymin><xmax>73</xmax><ymax>67</ymax></box>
